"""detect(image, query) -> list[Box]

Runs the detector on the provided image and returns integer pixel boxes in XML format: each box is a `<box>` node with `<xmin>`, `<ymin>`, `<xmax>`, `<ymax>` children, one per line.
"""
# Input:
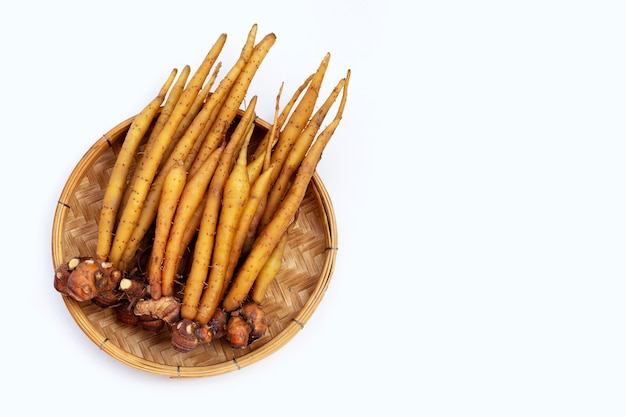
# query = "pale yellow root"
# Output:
<box><xmin>177</xmin><ymin>62</ymin><xmax>224</xmax><ymax>170</ymax></box>
<box><xmin>172</xmin><ymin>62</ymin><xmax>221</xmax><ymax>143</ymax></box>
<box><xmin>120</xmin><ymin>65</ymin><xmax>191</xmax><ymax>214</ymax></box>
<box><xmin>160</xmin><ymin>62</ymin><xmax>220</xmax><ymax>170</ymax></box>
<box><xmin>251</xmin><ymin>232</ymin><xmax>287</xmax><ymax>303</ymax></box>
<box><xmin>96</xmin><ymin>68</ymin><xmax>177</xmax><ymax>261</ymax></box>
<box><xmin>148</xmin><ymin>161</ymin><xmax>186</xmax><ymax>300</ymax></box>
<box><xmin>248</xmin><ymin>82</ymin><xmax>283</xmax><ymax>185</ymax></box>
<box><xmin>178</xmin><ymin>193</ymin><xmax>206</xmax><ymax>257</ymax></box>
<box><xmin>240</xmin><ymin>91</ymin><xmax>283</xmax><ymax>255</ymax></box>
<box><xmin>160</xmin><ymin>145</ymin><xmax>224</xmax><ymax>298</ymax></box>
<box><xmin>224</xmin><ymin>164</ymin><xmax>275</xmax><ymax>285</ymax></box>
<box><xmin>207</xmin><ymin>122</ymin><xmax>253</xmax><ymax>305</ymax></box>
<box><xmin>246</xmin><ymin>149</ymin><xmax>265</xmax><ymax>185</ymax></box>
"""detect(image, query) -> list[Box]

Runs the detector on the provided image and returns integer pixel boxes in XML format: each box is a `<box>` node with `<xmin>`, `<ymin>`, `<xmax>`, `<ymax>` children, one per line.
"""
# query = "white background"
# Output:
<box><xmin>2</xmin><ymin>1</ymin><xmax>626</xmax><ymax>415</ymax></box>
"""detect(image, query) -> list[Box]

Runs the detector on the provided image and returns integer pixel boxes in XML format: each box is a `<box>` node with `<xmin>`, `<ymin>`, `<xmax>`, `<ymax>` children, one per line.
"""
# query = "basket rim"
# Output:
<box><xmin>51</xmin><ymin>112</ymin><xmax>338</xmax><ymax>378</ymax></box>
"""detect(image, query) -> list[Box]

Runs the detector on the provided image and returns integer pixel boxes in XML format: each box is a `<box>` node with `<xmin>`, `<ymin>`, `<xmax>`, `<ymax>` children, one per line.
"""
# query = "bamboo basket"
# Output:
<box><xmin>51</xmin><ymin>113</ymin><xmax>338</xmax><ymax>378</ymax></box>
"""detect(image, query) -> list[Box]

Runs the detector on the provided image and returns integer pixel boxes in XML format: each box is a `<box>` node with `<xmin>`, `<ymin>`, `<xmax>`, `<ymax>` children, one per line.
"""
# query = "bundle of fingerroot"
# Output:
<box><xmin>53</xmin><ymin>24</ymin><xmax>350</xmax><ymax>353</ymax></box>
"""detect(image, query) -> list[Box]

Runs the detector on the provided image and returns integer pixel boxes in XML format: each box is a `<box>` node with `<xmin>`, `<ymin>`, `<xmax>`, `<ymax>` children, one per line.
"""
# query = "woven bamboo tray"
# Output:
<box><xmin>51</xmin><ymin>113</ymin><xmax>338</xmax><ymax>378</ymax></box>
